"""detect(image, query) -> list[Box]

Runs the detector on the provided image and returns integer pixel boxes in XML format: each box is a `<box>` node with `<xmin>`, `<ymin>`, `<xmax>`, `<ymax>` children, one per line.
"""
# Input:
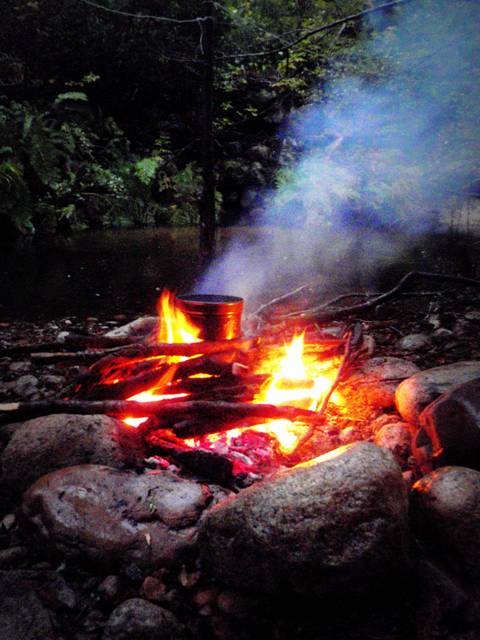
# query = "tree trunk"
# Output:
<box><xmin>199</xmin><ymin>0</ymin><xmax>216</xmax><ymax>262</ymax></box>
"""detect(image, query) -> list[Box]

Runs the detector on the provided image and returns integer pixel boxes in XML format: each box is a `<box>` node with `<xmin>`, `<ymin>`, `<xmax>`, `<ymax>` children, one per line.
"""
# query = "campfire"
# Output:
<box><xmin>64</xmin><ymin>289</ymin><xmax>353</xmax><ymax>480</ymax></box>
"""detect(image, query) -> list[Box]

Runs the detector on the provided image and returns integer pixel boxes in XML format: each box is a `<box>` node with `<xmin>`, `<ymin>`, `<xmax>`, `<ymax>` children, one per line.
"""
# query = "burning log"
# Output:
<box><xmin>0</xmin><ymin>399</ymin><xmax>318</xmax><ymax>425</ymax></box>
<box><xmin>171</xmin><ymin>417</ymin><xmax>271</xmax><ymax>438</ymax></box>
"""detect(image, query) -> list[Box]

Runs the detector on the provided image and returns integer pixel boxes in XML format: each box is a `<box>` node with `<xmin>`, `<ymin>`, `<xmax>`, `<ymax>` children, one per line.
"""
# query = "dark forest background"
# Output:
<box><xmin>1</xmin><ymin>0</ymin><xmax>479</xmax><ymax>240</ymax></box>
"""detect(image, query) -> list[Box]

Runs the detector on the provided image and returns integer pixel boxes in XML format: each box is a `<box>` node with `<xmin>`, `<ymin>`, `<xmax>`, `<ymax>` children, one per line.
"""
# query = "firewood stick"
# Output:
<box><xmin>72</xmin><ymin>352</ymin><xmax>242</xmax><ymax>399</ymax></box>
<box><xmin>29</xmin><ymin>337</ymin><xmax>257</xmax><ymax>366</ymax></box>
<box><xmin>0</xmin><ymin>400</ymin><xmax>317</xmax><ymax>425</ymax></box>
<box><xmin>86</xmin><ymin>364</ymin><xmax>176</xmax><ymax>400</ymax></box>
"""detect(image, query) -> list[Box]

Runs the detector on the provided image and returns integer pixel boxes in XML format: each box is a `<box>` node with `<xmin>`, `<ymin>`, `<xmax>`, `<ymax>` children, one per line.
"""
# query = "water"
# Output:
<box><xmin>0</xmin><ymin>225</ymin><xmax>473</xmax><ymax>321</ymax></box>
<box><xmin>0</xmin><ymin>227</ymin><xmax>206</xmax><ymax>320</ymax></box>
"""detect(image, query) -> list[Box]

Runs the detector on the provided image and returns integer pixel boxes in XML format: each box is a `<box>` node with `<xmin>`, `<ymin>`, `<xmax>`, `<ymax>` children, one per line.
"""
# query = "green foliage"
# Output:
<box><xmin>54</xmin><ymin>92</ymin><xmax>89</xmax><ymax>105</ymax></box>
<box><xmin>0</xmin><ymin>96</ymin><xmax>206</xmax><ymax>234</ymax></box>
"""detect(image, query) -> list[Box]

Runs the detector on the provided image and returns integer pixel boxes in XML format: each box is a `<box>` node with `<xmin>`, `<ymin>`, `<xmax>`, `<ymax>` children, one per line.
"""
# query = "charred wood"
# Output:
<box><xmin>0</xmin><ymin>399</ymin><xmax>317</xmax><ymax>425</ymax></box>
<box><xmin>147</xmin><ymin>435</ymin><xmax>233</xmax><ymax>485</ymax></box>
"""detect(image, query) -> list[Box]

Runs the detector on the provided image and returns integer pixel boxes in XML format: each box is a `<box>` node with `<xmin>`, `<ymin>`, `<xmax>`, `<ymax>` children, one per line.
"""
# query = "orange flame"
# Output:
<box><xmin>249</xmin><ymin>333</ymin><xmax>342</xmax><ymax>454</ymax></box>
<box><xmin>122</xmin><ymin>292</ymin><xmax>343</xmax><ymax>459</ymax></box>
<box><xmin>123</xmin><ymin>291</ymin><xmax>201</xmax><ymax>427</ymax></box>
<box><xmin>157</xmin><ymin>290</ymin><xmax>200</xmax><ymax>344</ymax></box>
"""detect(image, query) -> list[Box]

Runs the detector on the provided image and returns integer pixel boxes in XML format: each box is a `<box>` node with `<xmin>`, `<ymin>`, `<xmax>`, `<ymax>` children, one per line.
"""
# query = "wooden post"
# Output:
<box><xmin>199</xmin><ymin>0</ymin><xmax>216</xmax><ymax>262</ymax></box>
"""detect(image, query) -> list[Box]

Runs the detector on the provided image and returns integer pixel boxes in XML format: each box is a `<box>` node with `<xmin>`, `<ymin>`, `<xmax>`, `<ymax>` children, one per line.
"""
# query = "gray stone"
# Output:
<box><xmin>0</xmin><ymin>572</ymin><xmax>55</xmax><ymax>640</ymax></box>
<box><xmin>412</xmin><ymin>466</ymin><xmax>480</xmax><ymax>578</ymax></box>
<box><xmin>9</xmin><ymin>374</ymin><xmax>39</xmax><ymax>398</ymax></box>
<box><xmin>397</xmin><ymin>333</ymin><xmax>432</xmax><ymax>352</ymax></box>
<box><xmin>395</xmin><ymin>361</ymin><xmax>480</xmax><ymax>425</ymax></box>
<box><xmin>0</xmin><ymin>569</ymin><xmax>77</xmax><ymax>611</ymax></box>
<box><xmin>21</xmin><ymin>465</ymin><xmax>211</xmax><ymax>569</ymax></box>
<box><xmin>373</xmin><ymin>422</ymin><xmax>413</xmax><ymax>467</ymax></box>
<box><xmin>9</xmin><ymin>361</ymin><xmax>31</xmax><ymax>374</ymax></box>
<box><xmin>343</xmin><ymin>357</ymin><xmax>420</xmax><ymax>410</ymax></box>
<box><xmin>419</xmin><ymin>377</ymin><xmax>480</xmax><ymax>469</ymax></box>
<box><xmin>199</xmin><ymin>442</ymin><xmax>409</xmax><ymax>597</ymax></box>
<box><xmin>0</xmin><ymin>546</ymin><xmax>27</xmax><ymax>568</ymax></box>
<box><xmin>103</xmin><ymin>598</ymin><xmax>186</xmax><ymax>640</ymax></box>
<box><xmin>1</xmin><ymin>414</ymin><xmax>146</xmax><ymax>492</ymax></box>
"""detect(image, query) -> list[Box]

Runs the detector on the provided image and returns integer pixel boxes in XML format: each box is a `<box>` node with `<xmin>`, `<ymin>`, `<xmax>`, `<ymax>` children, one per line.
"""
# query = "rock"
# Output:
<box><xmin>0</xmin><ymin>568</ymin><xmax>77</xmax><ymax>612</ymax></box>
<box><xmin>199</xmin><ymin>442</ymin><xmax>409</xmax><ymax>597</ymax></box>
<box><xmin>41</xmin><ymin>374</ymin><xmax>65</xmax><ymax>389</ymax></box>
<box><xmin>105</xmin><ymin>316</ymin><xmax>157</xmax><ymax>339</ymax></box>
<box><xmin>1</xmin><ymin>513</ymin><xmax>16</xmax><ymax>531</ymax></box>
<box><xmin>140</xmin><ymin>576</ymin><xmax>167</xmax><ymax>602</ymax></box>
<box><xmin>21</xmin><ymin>465</ymin><xmax>211</xmax><ymax>569</ymax></box>
<box><xmin>412</xmin><ymin>467</ymin><xmax>480</xmax><ymax>579</ymax></box>
<box><xmin>368</xmin><ymin>413</ymin><xmax>405</xmax><ymax>434</ymax></box>
<box><xmin>8</xmin><ymin>374</ymin><xmax>39</xmax><ymax>398</ymax></box>
<box><xmin>0</xmin><ymin>571</ymin><xmax>55</xmax><ymax>640</ymax></box>
<box><xmin>9</xmin><ymin>361</ymin><xmax>31</xmax><ymax>374</ymax></box>
<box><xmin>344</xmin><ymin>357</ymin><xmax>420</xmax><ymax>411</ymax></box>
<box><xmin>397</xmin><ymin>333</ymin><xmax>432</xmax><ymax>352</ymax></box>
<box><xmin>103</xmin><ymin>598</ymin><xmax>186</xmax><ymax>640</ymax></box>
<box><xmin>217</xmin><ymin>591</ymin><xmax>254</xmax><ymax>618</ymax></box>
<box><xmin>374</xmin><ymin>422</ymin><xmax>413</xmax><ymax>467</ymax></box>
<box><xmin>0</xmin><ymin>546</ymin><xmax>27</xmax><ymax>568</ymax></box>
<box><xmin>1</xmin><ymin>414</ymin><xmax>146</xmax><ymax>492</ymax></box>
<box><xmin>419</xmin><ymin>378</ymin><xmax>480</xmax><ymax>469</ymax></box>
<box><xmin>411</xmin><ymin>428</ymin><xmax>434</xmax><ymax>475</ymax></box>
<box><xmin>395</xmin><ymin>361</ymin><xmax>480</xmax><ymax>425</ymax></box>
<box><xmin>98</xmin><ymin>575</ymin><xmax>122</xmax><ymax>602</ymax></box>
<box><xmin>465</xmin><ymin>310</ymin><xmax>480</xmax><ymax>323</ymax></box>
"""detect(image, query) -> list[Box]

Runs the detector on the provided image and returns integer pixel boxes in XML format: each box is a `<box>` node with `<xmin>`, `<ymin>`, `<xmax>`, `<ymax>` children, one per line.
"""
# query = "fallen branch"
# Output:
<box><xmin>278</xmin><ymin>271</ymin><xmax>480</xmax><ymax>322</ymax></box>
<box><xmin>314</xmin><ymin>325</ymin><xmax>360</xmax><ymax>415</ymax></box>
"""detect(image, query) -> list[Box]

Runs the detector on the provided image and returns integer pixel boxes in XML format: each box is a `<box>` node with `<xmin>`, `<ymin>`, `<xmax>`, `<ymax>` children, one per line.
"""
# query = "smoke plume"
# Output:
<box><xmin>197</xmin><ymin>0</ymin><xmax>480</xmax><ymax>305</ymax></box>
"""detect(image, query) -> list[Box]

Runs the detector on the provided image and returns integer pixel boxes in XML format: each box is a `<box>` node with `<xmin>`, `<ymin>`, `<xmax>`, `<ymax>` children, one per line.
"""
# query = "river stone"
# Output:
<box><xmin>1</xmin><ymin>414</ymin><xmax>146</xmax><ymax>493</ymax></box>
<box><xmin>397</xmin><ymin>333</ymin><xmax>432</xmax><ymax>352</ymax></box>
<box><xmin>412</xmin><ymin>467</ymin><xmax>480</xmax><ymax>578</ymax></box>
<box><xmin>343</xmin><ymin>357</ymin><xmax>420</xmax><ymax>410</ymax></box>
<box><xmin>395</xmin><ymin>361</ymin><xmax>480</xmax><ymax>425</ymax></box>
<box><xmin>373</xmin><ymin>422</ymin><xmax>413</xmax><ymax>467</ymax></box>
<box><xmin>199</xmin><ymin>442</ymin><xmax>409</xmax><ymax>597</ymax></box>
<box><xmin>419</xmin><ymin>377</ymin><xmax>480</xmax><ymax>469</ymax></box>
<box><xmin>21</xmin><ymin>465</ymin><xmax>211</xmax><ymax>569</ymax></box>
<box><xmin>103</xmin><ymin>598</ymin><xmax>186</xmax><ymax>640</ymax></box>
<box><xmin>0</xmin><ymin>571</ymin><xmax>56</xmax><ymax>640</ymax></box>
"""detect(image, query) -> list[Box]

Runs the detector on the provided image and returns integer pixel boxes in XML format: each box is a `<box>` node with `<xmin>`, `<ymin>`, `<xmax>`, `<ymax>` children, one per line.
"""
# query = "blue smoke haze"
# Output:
<box><xmin>197</xmin><ymin>0</ymin><xmax>480</xmax><ymax>305</ymax></box>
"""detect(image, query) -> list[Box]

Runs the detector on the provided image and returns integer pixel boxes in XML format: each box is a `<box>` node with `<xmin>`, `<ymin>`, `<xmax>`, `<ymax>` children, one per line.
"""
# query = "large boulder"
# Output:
<box><xmin>412</xmin><ymin>466</ymin><xmax>480</xmax><ymax>579</ymax></box>
<box><xmin>103</xmin><ymin>598</ymin><xmax>187</xmax><ymax>640</ymax></box>
<box><xmin>1</xmin><ymin>414</ymin><xmax>145</xmax><ymax>493</ymax></box>
<box><xmin>343</xmin><ymin>357</ymin><xmax>420</xmax><ymax>412</ymax></box>
<box><xmin>395</xmin><ymin>361</ymin><xmax>480</xmax><ymax>425</ymax></box>
<box><xmin>199</xmin><ymin>442</ymin><xmax>409</xmax><ymax>597</ymax></box>
<box><xmin>21</xmin><ymin>465</ymin><xmax>211</xmax><ymax>569</ymax></box>
<box><xmin>419</xmin><ymin>378</ymin><xmax>480</xmax><ymax>469</ymax></box>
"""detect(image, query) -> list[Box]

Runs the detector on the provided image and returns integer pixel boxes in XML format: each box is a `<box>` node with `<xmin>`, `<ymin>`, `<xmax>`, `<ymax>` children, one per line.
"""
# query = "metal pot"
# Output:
<box><xmin>175</xmin><ymin>294</ymin><xmax>244</xmax><ymax>340</ymax></box>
